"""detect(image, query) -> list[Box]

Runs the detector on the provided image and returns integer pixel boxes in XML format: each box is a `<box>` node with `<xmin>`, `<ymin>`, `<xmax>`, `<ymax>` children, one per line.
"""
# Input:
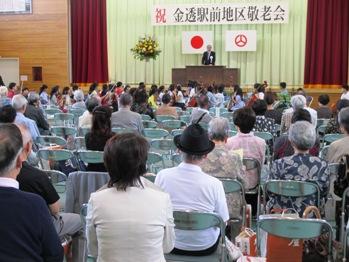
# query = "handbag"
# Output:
<box><xmin>302</xmin><ymin>206</ymin><xmax>328</xmax><ymax>262</ymax></box>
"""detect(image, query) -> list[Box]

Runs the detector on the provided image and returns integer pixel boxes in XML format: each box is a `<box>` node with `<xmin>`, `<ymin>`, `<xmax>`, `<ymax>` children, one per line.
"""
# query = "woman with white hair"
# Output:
<box><xmin>0</xmin><ymin>86</ymin><xmax>11</xmax><ymax>108</ymax></box>
<box><xmin>200</xmin><ymin>117</ymin><xmax>245</xmax><ymax>219</ymax></box>
<box><xmin>72</xmin><ymin>90</ymin><xmax>86</xmax><ymax>110</ymax></box>
<box><xmin>266</xmin><ymin>121</ymin><xmax>330</xmax><ymax>215</ymax></box>
<box><xmin>280</xmin><ymin>95</ymin><xmax>307</xmax><ymax>133</ymax></box>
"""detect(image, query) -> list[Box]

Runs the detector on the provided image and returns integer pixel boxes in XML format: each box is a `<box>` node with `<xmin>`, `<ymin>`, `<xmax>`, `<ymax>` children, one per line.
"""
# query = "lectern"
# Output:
<box><xmin>172</xmin><ymin>65</ymin><xmax>240</xmax><ymax>86</ymax></box>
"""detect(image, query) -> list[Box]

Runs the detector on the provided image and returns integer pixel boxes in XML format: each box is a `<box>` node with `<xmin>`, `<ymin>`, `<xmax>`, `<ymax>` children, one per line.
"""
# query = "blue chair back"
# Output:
<box><xmin>323</xmin><ymin>133</ymin><xmax>344</xmax><ymax>145</ymax></box>
<box><xmin>162</xmin><ymin>120</ymin><xmax>182</xmax><ymax>130</ymax></box>
<box><xmin>78</xmin><ymin>150</ymin><xmax>104</xmax><ymax>164</ymax></box>
<box><xmin>143</xmin><ymin>128</ymin><xmax>169</xmax><ymax>139</ymax></box>
<box><xmin>156</xmin><ymin>115</ymin><xmax>176</xmax><ymax>122</ymax></box>
<box><xmin>37</xmin><ymin>149</ymin><xmax>75</xmax><ymax>162</ymax></box>
<box><xmin>141</xmin><ymin>114</ymin><xmax>151</xmax><ymax>121</ymax></box>
<box><xmin>51</xmin><ymin>126</ymin><xmax>77</xmax><ymax>137</ymax></box>
<box><xmin>142</xmin><ymin>120</ymin><xmax>158</xmax><ymax>128</ymax></box>
<box><xmin>36</xmin><ymin>136</ymin><xmax>67</xmax><ymax>147</ymax></box>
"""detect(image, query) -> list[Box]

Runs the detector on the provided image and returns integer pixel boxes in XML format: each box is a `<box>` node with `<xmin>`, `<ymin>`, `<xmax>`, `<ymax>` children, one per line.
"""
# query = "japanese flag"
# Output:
<box><xmin>182</xmin><ymin>31</ymin><xmax>213</xmax><ymax>54</ymax></box>
<box><xmin>225</xmin><ymin>30</ymin><xmax>257</xmax><ymax>51</ymax></box>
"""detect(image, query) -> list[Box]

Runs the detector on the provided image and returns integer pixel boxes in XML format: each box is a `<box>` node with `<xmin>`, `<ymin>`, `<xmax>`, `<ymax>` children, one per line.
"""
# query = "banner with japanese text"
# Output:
<box><xmin>151</xmin><ymin>2</ymin><xmax>288</xmax><ymax>26</ymax></box>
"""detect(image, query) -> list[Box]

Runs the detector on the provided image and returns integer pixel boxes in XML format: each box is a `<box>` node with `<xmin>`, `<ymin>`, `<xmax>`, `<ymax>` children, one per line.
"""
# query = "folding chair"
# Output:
<box><xmin>171</xmin><ymin>129</ymin><xmax>183</xmax><ymax>137</ymax></box>
<box><xmin>218</xmin><ymin>178</ymin><xmax>246</xmax><ymax>238</ymax></box>
<box><xmin>37</xmin><ymin>149</ymin><xmax>76</xmax><ymax>170</ymax></box>
<box><xmin>74</xmin><ymin>137</ymin><xmax>86</xmax><ymax>150</ymax></box>
<box><xmin>143</xmin><ymin>174</ymin><xmax>156</xmax><ymax>183</ymax></box>
<box><xmin>172</xmin><ymin>153</ymin><xmax>182</xmax><ymax>166</ymax></box>
<box><xmin>199</xmin><ymin>122</ymin><xmax>209</xmax><ymax>130</ymax></box>
<box><xmin>209</xmin><ymin>107</ymin><xmax>228</xmax><ymax>117</ymax></box>
<box><xmin>142</xmin><ymin>120</ymin><xmax>158</xmax><ymax>128</ymax></box>
<box><xmin>254</xmin><ymin>131</ymin><xmax>274</xmax><ymax>165</ymax></box>
<box><xmin>54</xmin><ymin>113</ymin><xmax>75</xmax><ymax>126</ymax></box>
<box><xmin>36</xmin><ymin>136</ymin><xmax>67</xmax><ymax>148</ymax></box>
<box><xmin>257</xmin><ymin>215</ymin><xmax>333</xmax><ymax>260</ymax></box>
<box><xmin>77</xmin><ymin>150</ymin><xmax>104</xmax><ymax>164</ymax></box>
<box><xmin>111</xmin><ymin>127</ymin><xmax>135</xmax><ymax>134</ymax></box>
<box><xmin>162</xmin><ymin>120</ymin><xmax>182</xmax><ymax>131</ymax></box>
<box><xmin>141</xmin><ymin>114</ymin><xmax>151</xmax><ymax>121</ymax></box>
<box><xmin>165</xmin><ymin>211</ymin><xmax>227</xmax><ymax>262</ymax></box>
<box><xmin>323</xmin><ymin>133</ymin><xmax>344</xmax><ymax>146</ymax></box>
<box><xmin>263</xmin><ymin>180</ymin><xmax>321</xmax><ymax>214</ymax></box>
<box><xmin>45</xmin><ymin>108</ymin><xmax>62</xmax><ymax>116</ymax></box>
<box><xmin>318</xmin><ymin>124</ymin><xmax>328</xmax><ymax>137</ymax></box>
<box><xmin>147</xmin><ymin>152</ymin><xmax>163</xmax><ymax>174</ymax></box>
<box><xmin>180</xmin><ymin>115</ymin><xmax>190</xmax><ymax>125</ymax></box>
<box><xmin>151</xmin><ymin>139</ymin><xmax>176</xmax><ymax>167</ymax></box>
<box><xmin>69</xmin><ymin>108</ymin><xmax>85</xmax><ymax>126</ymax></box>
<box><xmin>319</xmin><ymin>145</ymin><xmax>330</xmax><ymax>159</ymax></box>
<box><xmin>341</xmin><ymin>188</ymin><xmax>349</xmax><ymax>244</ymax></box>
<box><xmin>243</xmin><ymin>158</ymin><xmax>262</xmax><ymax>217</ymax></box>
<box><xmin>220</xmin><ymin>112</ymin><xmax>234</xmax><ymax>121</ymax></box>
<box><xmin>343</xmin><ymin>220</ymin><xmax>349</xmax><ymax>262</ymax></box>
<box><xmin>143</xmin><ymin>128</ymin><xmax>169</xmax><ymax>139</ymax></box>
<box><xmin>156</xmin><ymin>115</ymin><xmax>176</xmax><ymax>123</ymax></box>
<box><xmin>80</xmin><ymin>204</ymin><xmax>97</xmax><ymax>262</ymax></box>
<box><xmin>79</xmin><ymin>127</ymin><xmax>91</xmax><ymax>136</ymax></box>
<box><xmin>51</xmin><ymin>126</ymin><xmax>77</xmax><ymax>138</ymax></box>
<box><xmin>317</xmin><ymin>118</ymin><xmax>330</xmax><ymax>129</ymax></box>
<box><xmin>45</xmin><ymin>170</ymin><xmax>67</xmax><ymax>194</ymax></box>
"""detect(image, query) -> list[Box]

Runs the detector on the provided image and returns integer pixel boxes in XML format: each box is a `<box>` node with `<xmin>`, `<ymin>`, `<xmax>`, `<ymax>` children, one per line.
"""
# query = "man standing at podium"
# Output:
<box><xmin>201</xmin><ymin>45</ymin><xmax>215</xmax><ymax>66</ymax></box>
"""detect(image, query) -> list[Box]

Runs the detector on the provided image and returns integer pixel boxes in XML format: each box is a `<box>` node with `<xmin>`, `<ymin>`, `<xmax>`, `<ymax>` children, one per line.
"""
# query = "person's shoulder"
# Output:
<box><xmin>18</xmin><ymin>162</ymin><xmax>46</xmax><ymax>180</ymax></box>
<box><xmin>16</xmin><ymin>189</ymin><xmax>47</xmax><ymax>209</ymax></box>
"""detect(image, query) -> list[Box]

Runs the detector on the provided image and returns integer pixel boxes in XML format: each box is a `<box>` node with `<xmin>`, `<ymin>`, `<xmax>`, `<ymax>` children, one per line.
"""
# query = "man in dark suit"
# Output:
<box><xmin>201</xmin><ymin>45</ymin><xmax>215</xmax><ymax>65</ymax></box>
<box><xmin>0</xmin><ymin>123</ymin><xmax>63</xmax><ymax>262</ymax></box>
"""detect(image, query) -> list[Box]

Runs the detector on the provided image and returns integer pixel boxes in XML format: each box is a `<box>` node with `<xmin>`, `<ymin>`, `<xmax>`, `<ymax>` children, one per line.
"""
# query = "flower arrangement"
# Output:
<box><xmin>131</xmin><ymin>36</ymin><xmax>161</xmax><ymax>61</ymax></box>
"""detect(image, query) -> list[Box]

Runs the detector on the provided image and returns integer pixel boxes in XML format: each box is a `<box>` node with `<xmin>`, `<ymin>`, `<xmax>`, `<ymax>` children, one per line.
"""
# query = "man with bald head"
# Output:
<box><xmin>16</xmin><ymin>124</ymin><xmax>82</xmax><ymax>240</ymax></box>
<box><xmin>0</xmin><ymin>123</ymin><xmax>63</xmax><ymax>261</ymax></box>
<box><xmin>201</xmin><ymin>44</ymin><xmax>215</xmax><ymax>65</ymax></box>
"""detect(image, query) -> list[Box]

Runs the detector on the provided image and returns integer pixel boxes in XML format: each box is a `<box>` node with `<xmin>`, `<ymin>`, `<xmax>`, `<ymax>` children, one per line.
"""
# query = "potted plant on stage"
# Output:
<box><xmin>131</xmin><ymin>36</ymin><xmax>161</xmax><ymax>82</ymax></box>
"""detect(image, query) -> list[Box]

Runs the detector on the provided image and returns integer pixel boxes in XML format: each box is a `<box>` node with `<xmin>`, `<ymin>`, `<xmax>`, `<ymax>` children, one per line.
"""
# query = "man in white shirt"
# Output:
<box><xmin>155</xmin><ymin>124</ymin><xmax>229</xmax><ymax>256</ymax></box>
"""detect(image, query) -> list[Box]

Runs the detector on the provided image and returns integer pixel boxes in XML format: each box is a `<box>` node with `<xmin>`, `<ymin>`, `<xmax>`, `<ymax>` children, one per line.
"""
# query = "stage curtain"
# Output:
<box><xmin>107</xmin><ymin>0</ymin><xmax>307</xmax><ymax>86</ymax></box>
<box><xmin>71</xmin><ymin>0</ymin><xmax>108</xmax><ymax>83</ymax></box>
<box><xmin>304</xmin><ymin>0</ymin><xmax>349</xmax><ymax>87</ymax></box>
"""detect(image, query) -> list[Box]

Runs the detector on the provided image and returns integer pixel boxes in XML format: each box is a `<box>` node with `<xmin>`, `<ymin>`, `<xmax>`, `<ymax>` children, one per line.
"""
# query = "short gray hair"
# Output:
<box><xmin>208</xmin><ymin>117</ymin><xmax>229</xmax><ymax>141</ymax></box>
<box><xmin>0</xmin><ymin>86</ymin><xmax>8</xmax><ymax>97</ymax></box>
<box><xmin>27</xmin><ymin>92</ymin><xmax>40</xmax><ymax>104</ymax></box>
<box><xmin>119</xmin><ymin>93</ymin><xmax>133</xmax><ymax>107</ymax></box>
<box><xmin>291</xmin><ymin>95</ymin><xmax>306</xmax><ymax>110</ymax></box>
<box><xmin>74</xmin><ymin>90</ymin><xmax>84</xmax><ymax>101</ymax></box>
<box><xmin>288</xmin><ymin>121</ymin><xmax>316</xmax><ymax>150</ymax></box>
<box><xmin>12</xmin><ymin>94</ymin><xmax>28</xmax><ymax>111</ymax></box>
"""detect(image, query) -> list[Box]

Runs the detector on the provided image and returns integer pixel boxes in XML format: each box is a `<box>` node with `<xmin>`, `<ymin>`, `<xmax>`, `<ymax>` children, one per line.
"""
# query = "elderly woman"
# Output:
<box><xmin>72</xmin><ymin>90</ymin><xmax>86</xmax><ymax>110</ymax></box>
<box><xmin>266</xmin><ymin>121</ymin><xmax>329</xmax><ymax>215</ymax></box>
<box><xmin>280</xmin><ymin>95</ymin><xmax>307</xmax><ymax>133</ymax></box>
<box><xmin>200</xmin><ymin>117</ymin><xmax>245</xmax><ymax>219</ymax></box>
<box><xmin>86</xmin><ymin>133</ymin><xmax>175</xmax><ymax>262</ymax></box>
<box><xmin>252</xmin><ymin>99</ymin><xmax>277</xmax><ymax>137</ymax></box>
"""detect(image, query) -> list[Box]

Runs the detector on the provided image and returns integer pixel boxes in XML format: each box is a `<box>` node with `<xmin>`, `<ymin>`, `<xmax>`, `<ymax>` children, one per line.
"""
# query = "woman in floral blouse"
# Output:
<box><xmin>200</xmin><ymin>117</ymin><xmax>245</xmax><ymax>219</ymax></box>
<box><xmin>252</xmin><ymin>99</ymin><xmax>277</xmax><ymax>137</ymax></box>
<box><xmin>266</xmin><ymin>121</ymin><xmax>330</xmax><ymax>216</ymax></box>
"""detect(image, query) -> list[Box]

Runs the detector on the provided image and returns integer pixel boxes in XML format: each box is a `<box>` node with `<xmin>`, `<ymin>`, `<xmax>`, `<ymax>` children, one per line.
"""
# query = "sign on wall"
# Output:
<box><xmin>0</xmin><ymin>0</ymin><xmax>32</xmax><ymax>14</ymax></box>
<box><xmin>152</xmin><ymin>2</ymin><xmax>288</xmax><ymax>26</ymax></box>
<box><xmin>182</xmin><ymin>31</ymin><xmax>213</xmax><ymax>54</ymax></box>
<box><xmin>226</xmin><ymin>30</ymin><xmax>257</xmax><ymax>51</ymax></box>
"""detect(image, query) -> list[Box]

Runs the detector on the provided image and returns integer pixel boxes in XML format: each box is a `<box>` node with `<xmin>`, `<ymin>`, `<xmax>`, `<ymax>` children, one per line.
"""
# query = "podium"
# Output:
<box><xmin>172</xmin><ymin>65</ymin><xmax>240</xmax><ymax>86</ymax></box>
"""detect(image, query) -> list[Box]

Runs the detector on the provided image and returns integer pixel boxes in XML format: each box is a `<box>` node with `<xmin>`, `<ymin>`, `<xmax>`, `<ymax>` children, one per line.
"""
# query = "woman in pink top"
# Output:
<box><xmin>226</xmin><ymin>107</ymin><xmax>266</xmax><ymax>190</ymax></box>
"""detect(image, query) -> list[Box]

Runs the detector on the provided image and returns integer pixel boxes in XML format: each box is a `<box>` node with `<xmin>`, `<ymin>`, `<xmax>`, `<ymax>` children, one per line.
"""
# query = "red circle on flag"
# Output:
<box><xmin>191</xmin><ymin>35</ymin><xmax>204</xmax><ymax>49</ymax></box>
<box><xmin>234</xmin><ymin>34</ymin><xmax>248</xmax><ymax>47</ymax></box>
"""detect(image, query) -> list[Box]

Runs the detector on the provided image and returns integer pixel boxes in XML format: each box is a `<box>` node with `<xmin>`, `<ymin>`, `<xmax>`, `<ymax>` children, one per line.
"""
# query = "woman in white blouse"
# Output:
<box><xmin>86</xmin><ymin>133</ymin><xmax>175</xmax><ymax>262</ymax></box>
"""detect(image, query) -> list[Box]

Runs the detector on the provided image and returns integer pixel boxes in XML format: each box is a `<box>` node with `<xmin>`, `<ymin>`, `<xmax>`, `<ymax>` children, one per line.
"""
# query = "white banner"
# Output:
<box><xmin>182</xmin><ymin>31</ymin><xmax>213</xmax><ymax>54</ymax></box>
<box><xmin>151</xmin><ymin>2</ymin><xmax>288</xmax><ymax>26</ymax></box>
<box><xmin>226</xmin><ymin>30</ymin><xmax>257</xmax><ymax>51</ymax></box>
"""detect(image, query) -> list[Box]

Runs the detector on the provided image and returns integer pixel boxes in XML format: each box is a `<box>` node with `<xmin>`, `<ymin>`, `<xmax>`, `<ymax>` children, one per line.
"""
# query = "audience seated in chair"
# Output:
<box><xmin>0</xmin><ymin>124</ymin><xmax>63</xmax><ymax>261</ymax></box>
<box><xmin>85</xmin><ymin>106</ymin><xmax>115</xmax><ymax>172</ymax></box>
<box><xmin>131</xmin><ymin>89</ymin><xmax>155</xmax><ymax>119</ymax></box>
<box><xmin>266</xmin><ymin>121</ymin><xmax>329</xmax><ymax>215</ymax></box>
<box><xmin>189</xmin><ymin>94</ymin><xmax>213</xmax><ymax>125</ymax></box>
<box><xmin>316</xmin><ymin>94</ymin><xmax>333</xmax><ymax>119</ymax></box>
<box><xmin>0</xmin><ymin>85</ymin><xmax>11</xmax><ymax>108</ymax></box>
<box><xmin>274</xmin><ymin>109</ymin><xmax>320</xmax><ymax>160</ymax></box>
<box><xmin>72</xmin><ymin>90</ymin><xmax>86</xmax><ymax>110</ymax></box>
<box><xmin>325</xmin><ymin>99</ymin><xmax>349</xmax><ymax>134</ymax></box>
<box><xmin>0</xmin><ymin>104</ymin><xmax>17</xmax><ymax>123</ymax></box>
<box><xmin>252</xmin><ymin>99</ymin><xmax>277</xmax><ymax>137</ymax></box>
<box><xmin>86</xmin><ymin>133</ymin><xmax>175</xmax><ymax>262</ymax></box>
<box><xmin>155</xmin><ymin>124</ymin><xmax>229</xmax><ymax>256</ymax></box>
<box><xmin>25</xmin><ymin>92</ymin><xmax>50</xmax><ymax>135</ymax></box>
<box><xmin>12</xmin><ymin>94</ymin><xmax>40</xmax><ymax>141</ymax></box>
<box><xmin>226</xmin><ymin>107</ymin><xmax>266</xmax><ymax>190</ymax></box>
<box><xmin>16</xmin><ymin>124</ymin><xmax>82</xmax><ymax>240</ymax></box>
<box><xmin>281</xmin><ymin>95</ymin><xmax>307</xmax><ymax>133</ymax></box>
<box><xmin>156</xmin><ymin>94</ymin><xmax>178</xmax><ymax>118</ymax></box>
<box><xmin>264</xmin><ymin>93</ymin><xmax>283</xmax><ymax>125</ymax></box>
<box><xmin>78</xmin><ymin>97</ymin><xmax>99</xmax><ymax>129</ymax></box>
<box><xmin>200</xmin><ymin>117</ymin><xmax>245</xmax><ymax>219</ymax></box>
<box><xmin>111</xmin><ymin>93</ymin><xmax>144</xmax><ymax>134</ymax></box>
<box><xmin>327</xmin><ymin>107</ymin><xmax>349</xmax><ymax>163</ymax></box>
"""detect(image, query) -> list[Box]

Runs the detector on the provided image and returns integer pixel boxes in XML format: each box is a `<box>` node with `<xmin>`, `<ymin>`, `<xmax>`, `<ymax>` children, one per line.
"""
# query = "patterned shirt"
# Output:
<box><xmin>266</xmin><ymin>154</ymin><xmax>330</xmax><ymax>215</ymax></box>
<box><xmin>226</xmin><ymin>132</ymin><xmax>266</xmax><ymax>189</ymax></box>
<box><xmin>325</xmin><ymin>118</ymin><xmax>341</xmax><ymax>134</ymax></box>
<box><xmin>200</xmin><ymin>144</ymin><xmax>245</xmax><ymax>218</ymax></box>
<box><xmin>253</xmin><ymin>116</ymin><xmax>277</xmax><ymax>137</ymax></box>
